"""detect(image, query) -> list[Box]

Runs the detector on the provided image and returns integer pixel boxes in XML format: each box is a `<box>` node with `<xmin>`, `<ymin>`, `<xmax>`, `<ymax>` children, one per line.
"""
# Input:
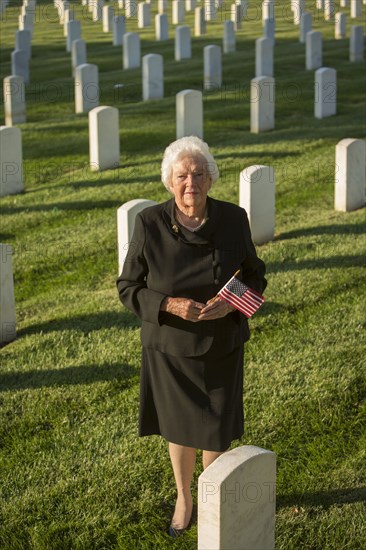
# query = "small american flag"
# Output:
<box><xmin>218</xmin><ymin>276</ymin><xmax>265</xmax><ymax>318</ymax></box>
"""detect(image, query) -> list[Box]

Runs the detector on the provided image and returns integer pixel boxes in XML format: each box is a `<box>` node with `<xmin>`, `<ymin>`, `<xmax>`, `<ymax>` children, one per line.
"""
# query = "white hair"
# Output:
<box><xmin>161</xmin><ymin>136</ymin><xmax>220</xmax><ymax>191</ymax></box>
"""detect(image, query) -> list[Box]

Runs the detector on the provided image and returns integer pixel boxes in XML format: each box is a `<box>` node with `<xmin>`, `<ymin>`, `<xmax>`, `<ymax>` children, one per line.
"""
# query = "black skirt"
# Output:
<box><xmin>139</xmin><ymin>343</ymin><xmax>244</xmax><ymax>452</ymax></box>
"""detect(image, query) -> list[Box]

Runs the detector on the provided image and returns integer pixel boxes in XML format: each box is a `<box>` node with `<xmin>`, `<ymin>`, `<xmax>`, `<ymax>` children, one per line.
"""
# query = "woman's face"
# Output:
<box><xmin>169</xmin><ymin>154</ymin><xmax>212</xmax><ymax>213</ymax></box>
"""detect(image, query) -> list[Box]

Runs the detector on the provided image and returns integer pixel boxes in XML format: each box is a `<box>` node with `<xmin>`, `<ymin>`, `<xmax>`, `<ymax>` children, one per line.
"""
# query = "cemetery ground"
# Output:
<box><xmin>0</xmin><ymin>1</ymin><xmax>365</xmax><ymax>548</ymax></box>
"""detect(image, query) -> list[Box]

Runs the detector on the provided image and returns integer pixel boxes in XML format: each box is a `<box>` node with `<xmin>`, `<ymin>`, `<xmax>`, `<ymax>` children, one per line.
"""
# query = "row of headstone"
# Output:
<box><xmin>116</xmin><ymin>136</ymin><xmax>365</xmax><ymax>268</ymax></box>
<box><xmin>1</xmin><ymin>135</ymin><xmax>363</xmax><ymax>345</ymax></box>
<box><xmin>11</xmin><ymin>3</ymin><xmax>34</xmax><ymax>86</ymax></box>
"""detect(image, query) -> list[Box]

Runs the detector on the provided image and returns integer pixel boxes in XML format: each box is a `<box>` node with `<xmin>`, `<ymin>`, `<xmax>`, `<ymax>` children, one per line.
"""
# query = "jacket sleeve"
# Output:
<box><xmin>116</xmin><ymin>213</ymin><xmax>167</xmax><ymax>325</ymax></box>
<box><xmin>240</xmin><ymin>209</ymin><xmax>267</xmax><ymax>295</ymax></box>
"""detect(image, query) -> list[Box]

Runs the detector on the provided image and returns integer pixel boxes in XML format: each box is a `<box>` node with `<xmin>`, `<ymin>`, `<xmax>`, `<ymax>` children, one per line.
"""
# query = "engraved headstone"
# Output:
<box><xmin>75</xmin><ymin>63</ymin><xmax>99</xmax><ymax>114</ymax></box>
<box><xmin>123</xmin><ymin>32</ymin><xmax>141</xmax><ymax>69</ymax></box>
<box><xmin>314</xmin><ymin>67</ymin><xmax>337</xmax><ymax>118</ymax></box>
<box><xmin>89</xmin><ymin>106</ymin><xmax>120</xmax><ymax>171</ymax></box>
<box><xmin>198</xmin><ymin>446</ymin><xmax>276</xmax><ymax>549</ymax></box>
<box><xmin>250</xmin><ymin>76</ymin><xmax>275</xmax><ymax>133</ymax></box>
<box><xmin>335</xmin><ymin>138</ymin><xmax>365</xmax><ymax>211</ymax></box>
<box><xmin>306</xmin><ymin>31</ymin><xmax>322</xmax><ymax>70</ymax></box>
<box><xmin>175</xmin><ymin>26</ymin><xmax>191</xmax><ymax>61</ymax></box>
<box><xmin>176</xmin><ymin>89</ymin><xmax>203</xmax><ymax>139</ymax></box>
<box><xmin>142</xmin><ymin>53</ymin><xmax>164</xmax><ymax>100</ymax></box>
<box><xmin>117</xmin><ymin>199</ymin><xmax>157</xmax><ymax>274</ymax></box>
<box><xmin>3</xmin><ymin>75</ymin><xmax>26</xmax><ymax>126</ymax></box>
<box><xmin>156</xmin><ymin>13</ymin><xmax>168</xmax><ymax>40</ymax></box>
<box><xmin>204</xmin><ymin>45</ymin><xmax>222</xmax><ymax>91</ymax></box>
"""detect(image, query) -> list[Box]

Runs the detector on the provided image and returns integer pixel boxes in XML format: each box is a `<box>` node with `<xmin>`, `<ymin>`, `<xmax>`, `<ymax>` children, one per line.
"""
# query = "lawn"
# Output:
<box><xmin>0</xmin><ymin>1</ymin><xmax>365</xmax><ymax>549</ymax></box>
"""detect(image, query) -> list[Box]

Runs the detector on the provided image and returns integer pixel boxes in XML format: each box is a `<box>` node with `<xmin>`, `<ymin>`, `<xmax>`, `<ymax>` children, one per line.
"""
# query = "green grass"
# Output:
<box><xmin>1</xmin><ymin>1</ymin><xmax>366</xmax><ymax>549</ymax></box>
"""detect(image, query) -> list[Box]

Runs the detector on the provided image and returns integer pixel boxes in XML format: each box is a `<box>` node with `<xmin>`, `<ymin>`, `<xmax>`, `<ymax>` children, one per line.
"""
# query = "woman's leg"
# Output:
<box><xmin>202</xmin><ymin>450</ymin><xmax>226</xmax><ymax>470</ymax></box>
<box><xmin>168</xmin><ymin>442</ymin><xmax>196</xmax><ymax>529</ymax></box>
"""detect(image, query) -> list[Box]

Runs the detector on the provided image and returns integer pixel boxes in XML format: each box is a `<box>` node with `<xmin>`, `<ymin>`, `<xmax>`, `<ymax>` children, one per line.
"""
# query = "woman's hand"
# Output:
<box><xmin>160</xmin><ymin>297</ymin><xmax>206</xmax><ymax>322</ymax></box>
<box><xmin>197</xmin><ymin>297</ymin><xmax>235</xmax><ymax>320</ymax></box>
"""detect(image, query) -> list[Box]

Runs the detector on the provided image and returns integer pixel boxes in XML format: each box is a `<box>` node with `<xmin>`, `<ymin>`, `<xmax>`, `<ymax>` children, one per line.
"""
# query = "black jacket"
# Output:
<box><xmin>117</xmin><ymin>196</ymin><xmax>267</xmax><ymax>357</ymax></box>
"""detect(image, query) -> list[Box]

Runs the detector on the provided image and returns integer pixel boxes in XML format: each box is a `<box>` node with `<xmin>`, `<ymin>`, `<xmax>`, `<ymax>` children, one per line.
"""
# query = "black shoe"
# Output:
<box><xmin>168</xmin><ymin>524</ymin><xmax>186</xmax><ymax>538</ymax></box>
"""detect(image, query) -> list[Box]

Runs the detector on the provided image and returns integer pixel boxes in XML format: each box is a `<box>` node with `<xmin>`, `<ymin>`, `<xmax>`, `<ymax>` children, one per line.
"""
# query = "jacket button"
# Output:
<box><xmin>214</xmin><ymin>278</ymin><xmax>219</xmax><ymax>285</ymax></box>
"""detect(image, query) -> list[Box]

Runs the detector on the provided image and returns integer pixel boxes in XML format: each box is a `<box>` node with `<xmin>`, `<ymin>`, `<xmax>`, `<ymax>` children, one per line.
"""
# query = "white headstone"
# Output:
<box><xmin>143</xmin><ymin>53</ymin><xmax>164</xmax><ymax>100</ymax></box>
<box><xmin>155</xmin><ymin>13</ymin><xmax>168</xmax><ymax>40</ymax></box>
<box><xmin>204</xmin><ymin>45</ymin><xmax>222</xmax><ymax>91</ymax></box>
<box><xmin>176</xmin><ymin>89</ymin><xmax>203</xmax><ymax>139</ymax></box>
<box><xmin>255</xmin><ymin>37</ymin><xmax>274</xmax><ymax>77</ymax></box>
<box><xmin>300</xmin><ymin>13</ymin><xmax>312</xmax><ymax>43</ymax></box>
<box><xmin>0</xmin><ymin>126</ymin><xmax>23</xmax><ymax>197</ymax></box>
<box><xmin>240</xmin><ymin>167</ymin><xmax>275</xmax><ymax>245</ymax></box>
<box><xmin>293</xmin><ymin>0</ymin><xmax>305</xmax><ymax>24</ymax></box>
<box><xmin>72</xmin><ymin>39</ymin><xmax>87</xmax><ymax>76</ymax></box>
<box><xmin>117</xmin><ymin>199</ymin><xmax>157</xmax><ymax>274</ymax></box>
<box><xmin>92</xmin><ymin>0</ymin><xmax>104</xmax><ymax>22</ymax></box>
<box><xmin>306</xmin><ymin>31</ymin><xmax>322</xmax><ymax>70</ymax></box>
<box><xmin>314</xmin><ymin>67</ymin><xmax>337</xmax><ymax>118</ymax></box>
<box><xmin>205</xmin><ymin>0</ymin><xmax>216</xmax><ymax>20</ymax></box>
<box><xmin>262</xmin><ymin>0</ymin><xmax>275</xmax><ymax>22</ymax></box>
<box><xmin>223</xmin><ymin>20</ymin><xmax>236</xmax><ymax>53</ymax></box>
<box><xmin>89</xmin><ymin>106</ymin><xmax>120</xmax><ymax>171</ymax></box>
<box><xmin>350</xmin><ymin>25</ymin><xmax>364</xmax><ymax>61</ymax></box>
<box><xmin>158</xmin><ymin>0</ymin><xmax>168</xmax><ymax>13</ymax></box>
<box><xmin>103</xmin><ymin>5</ymin><xmax>114</xmax><ymax>32</ymax></box>
<box><xmin>186</xmin><ymin>0</ymin><xmax>197</xmax><ymax>10</ymax></box>
<box><xmin>335</xmin><ymin>138</ymin><xmax>365</xmax><ymax>211</ymax></box>
<box><xmin>231</xmin><ymin>3</ymin><xmax>241</xmax><ymax>30</ymax></box>
<box><xmin>0</xmin><ymin>244</ymin><xmax>16</xmax><ymax>345</ymax></box>
<box><xmin>15</xmin><ymin>29</ymin><xmax>31</xmax><ymax>60</ymax></box>
<box><xmin>75</xmin><ymin>63</ymin><xmax>99</xmax><ymax>114</ymax></box>
<box><xmin>3</xmin><ymin>75</ymin><xmax>26</xmax><ymax>126</ymax></box>
<box><xmin>113</xmin><ymin>15</ymin><xmax>125</xmax><ymax>46</ymax></box>
<box><xmin>195</xmin><ymin>6</ymin><xmax>206</xmax><ymax>36</ymax></box>
<box><xmin>125</xmin><ymin>0</ymin><xmax>137</xmax><ymax>17</ymax></box>
<box><xmin>172</xmin><ymin>0</ymin><xmax>185</xmax><ymax>24</ymax></box>
<box><xmin>18</xmin><ymin>13</ymin><xmax>33</xmax><ymax>35</ymax></box>
<box><xmin>250</xmin><ymin>76</ymin><xmax>275</xmax><ymax>133</ymax></box>
<box><xmin>92</xmin><ymin>0</ymin><xmax>104</xmax><ymax>21</ymax></box>
<box><xmin>340</xmin><ymin>0</ymin><xmax>349</xmax><ymax>5</ymax></box>
<box><xmin>175</xmin><ymin>26</ymin><xmax>191</xmax><ymax>61</ymax></box>
<box><xmin>123</xmin><ymin>33</ymin><xmax>141</xmax><ymax>69</ymax></box>
<box><xmin>11</xmin><ymin>50</ymin><xmax>29</xmax><ymax>85</ymax></box>
<box><xmin>350</xmin><ymin>0</ymin><xmax>362</xmax><ymax>17</ymax></box>
<box><xmin>67</xmin><ymin>20</ymin><xmax>81</xmax><ymax>53</ymax></box>
<box><xmin>138</xmin><ymin>2</ymin><xmax>151</xmax><ymax>28</ymax></box>
<box><xmin>59</xmin><ymin>0</ymin><xmax>70</xmax><ymax>24</ymax></box>
<box><xmin>324</xmin><ymin>0</ymin><xmax>335</xmax><ymax>20</ymax></box>
<box><xmin>263</xmin><ymin>18</ymin><xmax>275</xmax><ymax>41</ymax></box>
<box><xmin>198</xmin><ymin>446</ymin><xmax>276</xmax><ymax>550</ymax></box>
<box><xmin>63</xmin><ymin>9</ymin><xmax>75</xmax><ymax>37</ymax></box>
<box><xmin>335</xmin><ymin>13</ymin><xmax>346</xmax><ymax>39</ymax></box>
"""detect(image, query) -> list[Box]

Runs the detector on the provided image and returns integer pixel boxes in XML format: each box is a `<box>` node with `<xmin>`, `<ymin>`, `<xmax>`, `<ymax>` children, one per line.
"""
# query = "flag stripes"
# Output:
<box><xmin>218</xmin><ymin>276</ymin><xmax>265</xmax><ymax>318</ymax></box>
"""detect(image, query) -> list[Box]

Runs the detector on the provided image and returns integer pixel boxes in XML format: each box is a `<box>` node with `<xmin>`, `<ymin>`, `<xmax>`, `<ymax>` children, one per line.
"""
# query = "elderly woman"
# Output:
<box><xmin>116</xmin><ymin>136</ymin><xmax>266</xmax><ymax>537</ymax></box>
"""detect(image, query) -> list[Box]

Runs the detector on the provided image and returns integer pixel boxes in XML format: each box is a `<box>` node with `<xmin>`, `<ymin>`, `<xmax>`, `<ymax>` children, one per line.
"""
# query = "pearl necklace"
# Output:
<box><xmin>175</xmin><ymin>207</ymin><xmax>207</xmax><ymax>232</ymax></box>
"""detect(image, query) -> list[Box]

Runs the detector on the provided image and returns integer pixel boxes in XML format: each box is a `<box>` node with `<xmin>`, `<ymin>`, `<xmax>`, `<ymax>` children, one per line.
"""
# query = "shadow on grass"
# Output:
<box><xmin>0</xmin><ymin>362</ymin><xmax>138</xmax><ymax>393</ymax></box>
<box><xmin>214</xmin><ymin>150</ymin><xmax>300</xmax><ymax>160</ymax></box>
<box><xmin>267</xmin><ymin>253</ymin><xmax>365</xmax><ymax>273</ymax></box>
<box><xmin>277</xmin><ymin>222</ymin><xmax>366</xmax><ymax>240</ymax></box>
<box><xmin>277</xmin><ymin>486</ymin><xmax>366</xmax><ymax>510</ymax></box>
<box><xmin>17</xmin><ymin>310</ymin><xmax>139</xmax><ymax>337</ymax></box>
<box><xmin>0</xmin><ymin>199</ymin><xmax>122</xmax><ymax>215</ymax></box>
